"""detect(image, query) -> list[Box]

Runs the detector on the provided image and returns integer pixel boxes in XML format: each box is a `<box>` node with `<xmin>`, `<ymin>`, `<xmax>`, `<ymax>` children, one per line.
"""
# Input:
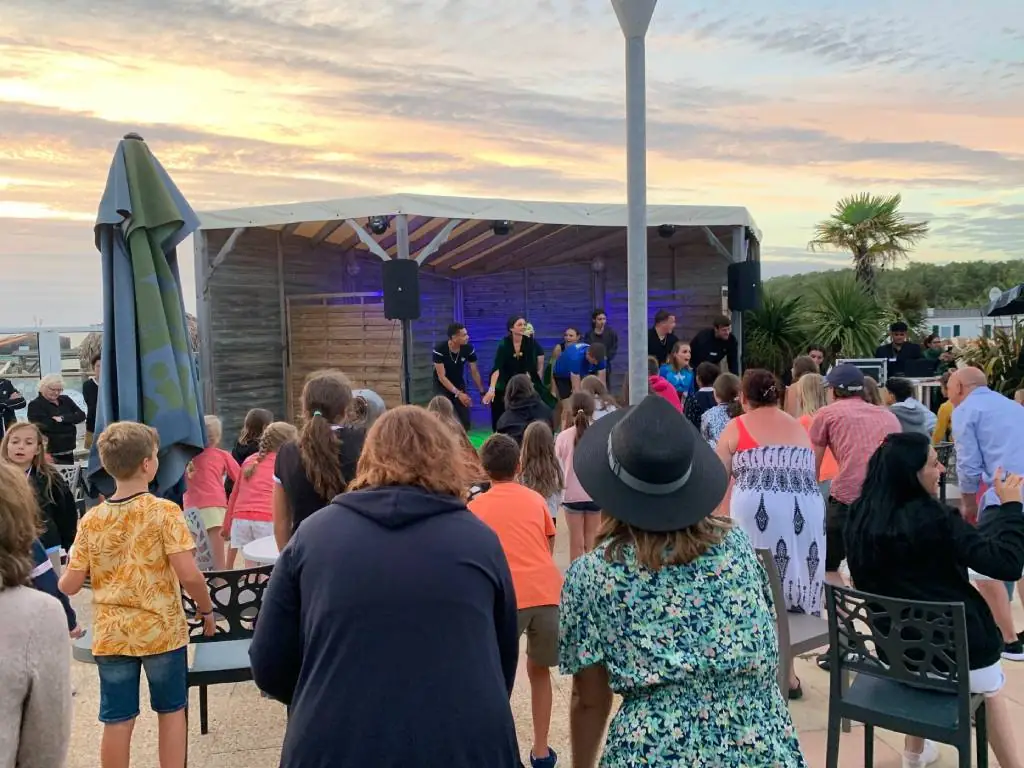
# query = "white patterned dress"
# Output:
<box><xmin>729</xmin><ymin>418</ymin><xmax>826</xmax><ymax>615</ymax></box>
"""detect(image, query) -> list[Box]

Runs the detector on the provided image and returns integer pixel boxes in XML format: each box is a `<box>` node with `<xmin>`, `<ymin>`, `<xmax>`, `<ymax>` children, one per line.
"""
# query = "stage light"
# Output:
<box><xmin>591</xmin><ymin>256</ymin><xmax>605</xmax><ymax>273</ymax></box>
<box><xmin>658</xmin><ymin>224</ymin><xmax>677</xmax><ymax>239</ymax></box>
<box><xmin>491</xmin><ymin>220</ymin><xmax>514</xmax><ymax>236</ymax></box>
<box><xmin>368</xmin><ymin>216</ymin><xmax>389</xmax><ymax>235</ymax></box>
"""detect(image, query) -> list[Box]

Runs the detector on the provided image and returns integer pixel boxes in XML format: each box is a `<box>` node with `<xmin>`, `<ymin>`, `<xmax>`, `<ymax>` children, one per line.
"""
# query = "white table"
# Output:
<box><xmin>242</xmin><ymin>535</ymin><xmax>280</xmax><ymax>565</ymax></box>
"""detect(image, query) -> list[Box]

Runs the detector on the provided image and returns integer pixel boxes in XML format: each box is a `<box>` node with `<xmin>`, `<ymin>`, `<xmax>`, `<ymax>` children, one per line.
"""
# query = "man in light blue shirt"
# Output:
<box><xmin>949</xmin><ymin>366</ymin><xmax>1024</xmax><ymax>660</ymax></box>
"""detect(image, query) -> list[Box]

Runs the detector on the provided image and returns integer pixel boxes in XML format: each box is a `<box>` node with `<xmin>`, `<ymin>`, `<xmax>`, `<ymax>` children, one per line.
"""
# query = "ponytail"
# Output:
<box><xmin>566</xmin><ymin>392</ymin><xmax>596</xmax><ymax>446</ymax></box>
<box><xmin>244</xmin><ymin>421</ymin><xmax>298</xmax><ymax>480</ymax></box>
<box><xmin>298</xmin><ymin>371</ymin><xmax>352</xmax><ymax>500</ymax></box>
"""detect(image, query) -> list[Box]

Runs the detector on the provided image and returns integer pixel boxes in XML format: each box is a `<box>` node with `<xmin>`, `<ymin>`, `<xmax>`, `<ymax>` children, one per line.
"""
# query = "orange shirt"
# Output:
<box><xmin>469</xmin><ymin>482</ymin><xmax>562</xmax><ymax>610</ymax></box>
<box><xmin>800</xmin><ymin>413</ymin><xmax>838</xmax><ymax>482</ymax></box>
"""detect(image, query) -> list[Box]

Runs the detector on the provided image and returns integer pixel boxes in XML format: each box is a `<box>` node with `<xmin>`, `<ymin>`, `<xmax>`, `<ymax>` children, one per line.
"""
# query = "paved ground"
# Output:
<box><xmin>63</xmin><ymin>518</ymin><xmax>1024</xmax><ymax>767</ymax></box>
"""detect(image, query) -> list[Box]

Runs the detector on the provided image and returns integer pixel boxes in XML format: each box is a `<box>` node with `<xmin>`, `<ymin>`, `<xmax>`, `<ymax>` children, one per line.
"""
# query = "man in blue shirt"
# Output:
<box><xmin>949</xmin><ymin>366</ymin><xmax>1024</xmax><ymax>660</ymax></box>
<box><xmin>551</xmin><ymin>342</ymin><xmax>606</xmax><ymax>398</ymax></box>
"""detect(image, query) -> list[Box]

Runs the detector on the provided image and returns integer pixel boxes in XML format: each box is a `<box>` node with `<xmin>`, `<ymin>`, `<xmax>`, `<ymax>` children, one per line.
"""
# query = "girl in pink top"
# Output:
<box><xmin>223</xmin><ymin>422</ymin><xmax>297</xmax><ymax>567</ymax></box>
<box><xmin>184</xmin><ymin>416</ymin><xmax>240</xmax><ymax>569</ymax></box>
<box><xmin>555</xmin><ymin>391</ymin><xmax>599</xmax><ymax>561</ymax></box>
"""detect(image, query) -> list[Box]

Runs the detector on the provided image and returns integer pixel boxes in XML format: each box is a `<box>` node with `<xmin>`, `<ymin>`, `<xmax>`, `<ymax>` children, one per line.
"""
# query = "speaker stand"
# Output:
<box><xmin>401</xmin><ymin>318</ymin><xmax>413</xmax><ymax>405</ymax></box>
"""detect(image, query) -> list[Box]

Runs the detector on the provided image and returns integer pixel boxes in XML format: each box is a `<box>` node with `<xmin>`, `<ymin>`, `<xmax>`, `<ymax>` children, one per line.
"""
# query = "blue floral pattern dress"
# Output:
<box><xmin>559</xmin><ymin>526</ymin><xmax>807</xmax><ymax>767</ymax></box>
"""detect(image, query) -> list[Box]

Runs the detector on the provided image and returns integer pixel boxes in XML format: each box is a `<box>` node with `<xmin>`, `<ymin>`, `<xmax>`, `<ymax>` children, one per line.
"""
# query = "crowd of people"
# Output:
<box><xmin>3</xmin><ymin>314</ymin><xmax>1024</xmax><ymax>768</ymax></box>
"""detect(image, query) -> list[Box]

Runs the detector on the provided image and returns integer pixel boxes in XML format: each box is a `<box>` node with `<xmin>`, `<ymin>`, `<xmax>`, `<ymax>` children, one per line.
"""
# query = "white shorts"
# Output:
<box><xmin>969</xmin><ymin>661</ymin><xmax>1005</xmax><ymax>697</ymax></box>
<box><xmin>230</xmin><ymin>519</ymin><xmax>275</xmax><ymax>551</ymax></box>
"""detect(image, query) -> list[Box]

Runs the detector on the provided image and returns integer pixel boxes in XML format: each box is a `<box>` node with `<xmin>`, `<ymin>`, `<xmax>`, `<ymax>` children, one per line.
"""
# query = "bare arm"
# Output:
<box><xmin>537</xmin><ymin>354</ymin><xmax>545</xmax><ymax>378</ymax></box>
<box><xmin>273</xmin><ymin>483</ymin><xmax>292</xmax><ymax>550</ymax></box>
<box><xmin>58</xmin><ymin>567</ymin><xmax>87</xmax><ymax>597</ymax></box>
<box><xmin>168</xmin><ymin>551</ymin><xmax>214</xmax><ymax>614</ymax></box>
<box><xmin>434</xmin><ymin>362</ymin><xmax>459</xmax><ymax>395</ymax></box>
<box><xmin>469</xmin><ymin>362</ymin><xmax>484</xmax><ymax>394</ymax></box>
<box><xmin>570</xmin><ymin>665</ymin><xmax>614</xmax><ymax>768</ymax></box>
<box><xmin>814</xmin><ymin>444</ymin><xmax>826</xmax><ymax>477</ymax></box>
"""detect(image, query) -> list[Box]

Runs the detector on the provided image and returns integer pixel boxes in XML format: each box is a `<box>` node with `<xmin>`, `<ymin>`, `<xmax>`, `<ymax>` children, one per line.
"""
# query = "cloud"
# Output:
<box><xmin>930</xmin><ymin>203</ymin><xmax>1024</xmax><ymax>254</ymax></box>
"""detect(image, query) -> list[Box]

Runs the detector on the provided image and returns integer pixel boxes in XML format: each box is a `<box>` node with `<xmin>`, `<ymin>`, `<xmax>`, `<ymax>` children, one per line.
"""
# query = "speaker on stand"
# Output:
<box><xmin>382</xmin><ymin>259</ymin><xmax>422</xmax><ymax>404</ymax></box>
<box><xmin>727</xmin><ymin>260</ymin><xmax>761</xmax><ymax>312</ymax></box>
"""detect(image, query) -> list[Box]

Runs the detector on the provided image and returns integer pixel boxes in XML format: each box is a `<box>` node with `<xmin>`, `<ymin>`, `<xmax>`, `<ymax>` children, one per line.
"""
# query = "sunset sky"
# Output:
<box><xmin>1</xmin><ymin>0</ymin><xmax>1022</xmax><ymax>325</ymax></box>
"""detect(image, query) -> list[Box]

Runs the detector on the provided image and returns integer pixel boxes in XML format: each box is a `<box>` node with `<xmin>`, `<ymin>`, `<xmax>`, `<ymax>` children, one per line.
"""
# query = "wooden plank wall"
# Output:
<box><xmin>204</xmin><ymin>228</ymin><xmax>286</xmax><ymax>444</ymax></box>
<box><xmin>409</xmin><ymin>272</ymin><xmax>455</xmax><ymax>405</ymax></box>
<box><xmin>603</xmin><ymin>245</ymin><xmax>729</xmax><ymax>398</ymax></box>
<box><xmin>287</xmin><ymin>300</ymin><xmax>403</xmax><ymax>419</ymax></box>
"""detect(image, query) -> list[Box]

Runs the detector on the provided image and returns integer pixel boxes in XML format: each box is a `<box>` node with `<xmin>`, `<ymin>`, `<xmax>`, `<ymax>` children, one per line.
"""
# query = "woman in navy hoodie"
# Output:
<box><xmin>250</xmin><ymin>405</ymin><xmax>521</xmax><ymax>768</ymax></box>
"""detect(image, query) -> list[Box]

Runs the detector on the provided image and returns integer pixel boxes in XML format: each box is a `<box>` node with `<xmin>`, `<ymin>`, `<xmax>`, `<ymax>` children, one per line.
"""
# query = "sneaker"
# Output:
<box><xmin>1002</xmin><ymin>639</ymin><xmax>1024</xmax><ymax>662</ymax></box>
<box><xmin>902</xmin><ymin>739</ymin><xmax>938</xmax><ymax>768</ymax></box>
<box><xmin>1017</xmin><ymin>629</ymin><xmax>1024</xmax><ymax>643</ymax></box>
<box><xmin>530</xmin><ymin>747</ymin><xmax>557</xmax><ymax>768</ymax></box>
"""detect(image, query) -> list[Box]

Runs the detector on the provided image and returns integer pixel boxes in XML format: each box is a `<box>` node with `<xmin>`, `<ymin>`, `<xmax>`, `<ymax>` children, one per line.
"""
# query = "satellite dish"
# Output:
<box><xmin>989</xmin><ymin>286</ymin><xmax>1003</xmax><ymax>302</ymax></box>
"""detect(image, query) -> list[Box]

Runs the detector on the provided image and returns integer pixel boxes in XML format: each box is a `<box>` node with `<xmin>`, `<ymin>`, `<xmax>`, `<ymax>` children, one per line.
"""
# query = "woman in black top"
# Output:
<box><xmin>26</xmin><ymin>375</ymin><xmax>85</xmax><ymax>464</ymax></box>
<box><xmin>845</xmin><ymin>432</ymin><xmax>1024</xmax><ymax>768</ymax></box>
<box><xmin>273</xmin><ymin>371</ymin><xmax>366</xmax><ymax>549</ymax></box>
<box><xmin>482</xmin><ymin>315</ymin><xmax>547</xmax><ymax>431</ymax></box>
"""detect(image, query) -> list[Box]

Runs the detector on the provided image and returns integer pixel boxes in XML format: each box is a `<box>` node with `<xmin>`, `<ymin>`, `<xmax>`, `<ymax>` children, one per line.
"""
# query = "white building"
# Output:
<box><xmin>925</xmin><ymin>308</ymin><xmax>1018</xmax><ymax>340</ymax></box>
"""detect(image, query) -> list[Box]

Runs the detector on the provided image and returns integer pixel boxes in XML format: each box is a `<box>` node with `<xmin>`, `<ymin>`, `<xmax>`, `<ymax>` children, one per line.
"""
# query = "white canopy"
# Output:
<box><xmin>199</xmin><ymin>192</ymin><xmax>762</xmax><ymax>243</ymax></box>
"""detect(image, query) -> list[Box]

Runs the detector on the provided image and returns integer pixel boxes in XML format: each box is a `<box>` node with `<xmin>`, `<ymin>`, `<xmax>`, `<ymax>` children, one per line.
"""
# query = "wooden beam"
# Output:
<box><xmin>702</xmin><ymin>226</ymin><xmax>733</xmax><ymax>261</ymax></box>
<box><xmin>280</xmin><ymin>222</ymin><xmax>301</xmax><ymax>240</ymax></box>
<box><xmin>450</xmin><ymin>223</ymin><xmax>548</xmax><ymax>271</ymax></box>
<box><xmin>206</xmin><ymin>227</ymin><xmax>244</xmax><ymax>281</ymax></box>
<box><xmin>309</xmin><ymin>220</ymin><xmax>345</xmax><ymax>248</ymax></box>
<box><xmin>416</xmin><ymin>219</ymin><xmax>462</xmax><ymax>265</ymax></box>
<box><xmin>344</xmin><ymin>219</ymin><xmax>391</xmax><ymax>262</ymax></box>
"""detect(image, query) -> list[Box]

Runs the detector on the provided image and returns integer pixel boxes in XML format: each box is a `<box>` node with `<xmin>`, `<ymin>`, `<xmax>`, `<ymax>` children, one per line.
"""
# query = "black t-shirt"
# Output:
<box><xmin>432</xmin><ymin>342</ymin><xmax>478</xmax><ymax>392</ymax></box>
<box><xmin>647</xmin><ymin>329</ymin><xmax>678</xmax><ymax>365</ymax></box>
<box><xmin>274</xmin><ymin>425</ymin><xmax>367</xmax><ymax>532</ymax></box>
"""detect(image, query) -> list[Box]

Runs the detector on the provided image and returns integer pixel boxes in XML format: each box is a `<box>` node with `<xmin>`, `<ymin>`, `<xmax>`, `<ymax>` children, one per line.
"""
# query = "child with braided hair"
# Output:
<box><xmin>224</xmin><ymin>422</ymin><xmax>298</xmax><ymax>567</ymax></box>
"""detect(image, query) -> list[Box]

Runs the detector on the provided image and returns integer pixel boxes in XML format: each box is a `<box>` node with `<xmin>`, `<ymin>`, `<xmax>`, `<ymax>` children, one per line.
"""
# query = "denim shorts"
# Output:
<box><xmin>95</xmin><ymin>647</ymin><xmax>188</xmax><ymax>724</ymax></box>
<box><xmin>562</xmin><ymin>501</ymin><xmax>601</xmax><ymax>513</ymax></box>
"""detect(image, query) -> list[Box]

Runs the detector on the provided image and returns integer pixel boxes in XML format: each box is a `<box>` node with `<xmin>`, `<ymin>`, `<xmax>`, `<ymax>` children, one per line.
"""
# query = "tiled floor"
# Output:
<box><xmin>63</xmin><ymin>519</ymin><xmax>1024</xmax><ymax>767</ymax></box>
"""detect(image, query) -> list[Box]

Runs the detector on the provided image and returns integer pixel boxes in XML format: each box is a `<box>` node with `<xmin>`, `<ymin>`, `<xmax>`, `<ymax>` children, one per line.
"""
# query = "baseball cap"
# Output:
<box><xmin>825</xmin><ymin>363</ymin><xmax>865</xmax><ymax>392</ymax></box>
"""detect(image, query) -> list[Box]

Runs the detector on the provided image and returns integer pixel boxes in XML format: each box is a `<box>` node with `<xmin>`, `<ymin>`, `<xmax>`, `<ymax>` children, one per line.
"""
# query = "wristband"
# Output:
<box><xmin>200</xmin><ymin>609</ymin><xmax>214</xmax><ymax>617</ymax></box>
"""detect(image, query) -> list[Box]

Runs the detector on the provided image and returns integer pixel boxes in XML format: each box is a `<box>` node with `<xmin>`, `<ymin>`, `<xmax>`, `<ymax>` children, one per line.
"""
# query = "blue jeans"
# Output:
<box><xmin>95</xmin><ymin>647</ymin><xmax>187</xmax><ymax>724</ymax></box>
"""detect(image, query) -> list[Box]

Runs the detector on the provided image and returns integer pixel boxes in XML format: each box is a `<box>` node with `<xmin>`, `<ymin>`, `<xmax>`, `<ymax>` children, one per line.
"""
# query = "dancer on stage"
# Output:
<box><xmin>433</xmin><ymin>323</ymin><xmax>485</xmax><ymax>431</ymax></box>
<box><xmin>552</xmin><ymin>341</ymin><xmax>606</xmax><ymax>400</ymax></box>
<box><xmin>483</xmin><ymin>316</ymin><xmax>548</xmax><ymax>432</ymax></box>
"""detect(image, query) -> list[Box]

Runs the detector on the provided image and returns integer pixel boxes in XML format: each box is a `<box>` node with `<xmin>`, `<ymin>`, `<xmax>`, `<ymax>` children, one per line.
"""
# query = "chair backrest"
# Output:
<box><xmin>824</xmin><ymin>584</ymin><xmax>969</xmax><ymax>695</ymax></box>
<box><xmin>56</xmin><ymin>464</ymin><xmax>82</xmax><ymax>494</ymax></box>
<box><xmin>182</xmin><ymin>565</ymin><xmax>273</xmax><ymax>643</ymax></box>
<box><xmin>755</xmin><ymin>548</ymin><xmax>789</xmax><ymax>695</ymax></box>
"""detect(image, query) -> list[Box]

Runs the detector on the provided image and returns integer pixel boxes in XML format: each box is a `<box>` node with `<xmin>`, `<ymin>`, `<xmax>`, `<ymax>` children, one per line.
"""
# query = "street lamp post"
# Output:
<box><xmin>610</xmin><ymin>0</ymin><xmax>658</xmax><ymax>405</ymax></box>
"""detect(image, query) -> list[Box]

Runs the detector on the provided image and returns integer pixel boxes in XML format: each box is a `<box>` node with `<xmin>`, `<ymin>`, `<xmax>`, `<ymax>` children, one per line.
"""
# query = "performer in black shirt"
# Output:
<box><xmin>433</xmin><ymin>323</ymin><xmax>485</xmax><ymax>430</ymax></box>
<box><xmin>647</xmin><ymin>309</ymin><xmax>678</xmax><ymax>365</ymax></box>
<box><xmin>874</xmin><ymin>321</ymin><xmax>922</xmax><ymax>377</ymax></box>
<box><xmin>691</xmin><ymin>314</ymin><xmax>739</xmax><ymax>373</ymax></box>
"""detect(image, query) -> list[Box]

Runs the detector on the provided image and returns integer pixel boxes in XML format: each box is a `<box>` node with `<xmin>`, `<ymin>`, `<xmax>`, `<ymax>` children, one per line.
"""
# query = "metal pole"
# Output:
<box><xmin>611</xmin><ymin>0</ymin><xmax>658</xmax><ymax>405</ymax></box>
<box><xmin>395</xmin><ymin>214</ymin><xmax>414</xmax><ymax>405</ymax></box>
<box><xmin>625</xmin><ymin>34</ymin><xmax>648</xmax><ymax>405</ymax></box>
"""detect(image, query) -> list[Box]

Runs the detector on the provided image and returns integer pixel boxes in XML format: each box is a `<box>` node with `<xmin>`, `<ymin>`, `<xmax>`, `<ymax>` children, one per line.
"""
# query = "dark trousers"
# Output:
<box><xmin>490</xmin><ymin>397</ymin><xmax>505</xmax><ymax>432</ymax></box>
<box><xmin>436</xmin><ymin>389</ymin><xmax>472</xmax><ymax>432</ymax></box>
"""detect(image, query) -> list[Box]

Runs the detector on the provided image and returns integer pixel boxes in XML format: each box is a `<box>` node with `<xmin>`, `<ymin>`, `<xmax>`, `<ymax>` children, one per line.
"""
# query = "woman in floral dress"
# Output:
<box><xmin>560</xmin><ymin>394</ymin><xmax>808</xmax><ymax>767</ymax></box>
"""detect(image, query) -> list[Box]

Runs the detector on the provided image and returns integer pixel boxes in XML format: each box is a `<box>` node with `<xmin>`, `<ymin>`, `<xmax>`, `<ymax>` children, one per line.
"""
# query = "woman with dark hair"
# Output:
<box><xmin>251</xmin><ymin>407</ymin><xmax>520</xmax><ymax>768</ymax></box>
<box><xmin>272</xmin><ymin>370</ymin><xmax>366</xmax><ymax>548</ymax></box>
<box><xmin>583</xmin><ymin>308</ymin><xmax>618</xmax><ymax>387</ymax></box>
<box><xmin>495</xmin><ymin>373</ymin><xmax>553</xmax><ymax>446</ymax></box>
<box><xmin>483</xmin><ymin>315</ymin><xmax>547</xmax><ymax>431</ymax></box>
<box><xmin>232</xmin><ymin>408</ymin><xmax>274</xmax><ymax>466</ymax></box>
<box><xmin>559</xmin><ymin>395</ymin><xmax>806</xmax><ymax>767</ymax></box>
<box><xmin>715</xmin><ymin>369</ymin><xmax>826</xmax><ymax>699</ymax></box>
<box><xmin>845</xmin><ymin>432</ymin><xmax>1024</xmax><ymax>768</ymax></box>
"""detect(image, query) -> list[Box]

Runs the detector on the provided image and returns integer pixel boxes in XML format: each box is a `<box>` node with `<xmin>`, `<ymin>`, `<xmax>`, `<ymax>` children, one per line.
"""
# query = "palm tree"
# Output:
<box><xmin>805</xmin><ymin>274</ymin><xmax>888</xmax><ymax>358</ymax></box>
<box><xmin>808</xmin><ymin>193</ymin><xmax>929</xmax><ymax>294</ymax></box>
<box><xmin>743</xmin><ymin>290</ymin><xmax>808</xmax><ymax>376</ymax></box>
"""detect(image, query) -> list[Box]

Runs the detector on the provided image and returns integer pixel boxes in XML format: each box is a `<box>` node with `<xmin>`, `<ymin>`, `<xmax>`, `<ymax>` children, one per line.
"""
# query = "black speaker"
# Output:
<box><xmin>727</xmin><ymin>260</ymin><xmax>761</xmax><ymax>312</ymax></box>
<box><xmin>382</xmin><ymin>259</ymin><xmax>421</xmax><ymax>320</ymax></box>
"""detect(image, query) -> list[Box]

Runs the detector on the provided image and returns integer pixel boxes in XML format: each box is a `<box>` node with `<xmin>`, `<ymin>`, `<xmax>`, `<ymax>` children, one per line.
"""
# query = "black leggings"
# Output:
<box><xmin>490</xmin><ymin>396</ymin><xmax>505</xmax><ymax>432</ymax></box>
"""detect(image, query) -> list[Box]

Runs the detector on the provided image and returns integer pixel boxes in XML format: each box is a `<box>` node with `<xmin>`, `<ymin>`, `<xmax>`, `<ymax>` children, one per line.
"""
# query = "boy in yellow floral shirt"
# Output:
<box><xmin>60</xmin><ymin>422</ymin><xmax>215</xmax><ymax>768</ymax></box>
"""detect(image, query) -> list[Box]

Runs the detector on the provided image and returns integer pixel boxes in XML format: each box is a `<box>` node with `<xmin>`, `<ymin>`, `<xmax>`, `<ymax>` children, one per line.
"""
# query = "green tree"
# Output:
<box><xmin>808</xmin><ymin>193</ymin><xmax>929</xmax><ymax>294</ymax></box>
<box><xmin>743</xmin><ymin>290</ymin><xmax>808</xmax><ymax>376</ymax></box>
<box><xmin>804</xmin><ymin>274</ymin><xmax>888</xmax><ymax>358</ymax></box>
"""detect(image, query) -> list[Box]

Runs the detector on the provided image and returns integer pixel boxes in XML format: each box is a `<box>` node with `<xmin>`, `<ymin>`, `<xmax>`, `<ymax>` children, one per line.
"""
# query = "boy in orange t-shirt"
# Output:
<box><xmin>469</xmin><ymin>434</ymin><xmax>562</xmax><ymax>768</ymax></box>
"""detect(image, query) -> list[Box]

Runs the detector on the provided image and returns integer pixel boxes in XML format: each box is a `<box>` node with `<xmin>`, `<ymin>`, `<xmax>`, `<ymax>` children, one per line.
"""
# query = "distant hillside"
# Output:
<box><xmin>764</xmin><ymin>260</ymin><xmax>1024</xmax><ymax>308</ymax></box>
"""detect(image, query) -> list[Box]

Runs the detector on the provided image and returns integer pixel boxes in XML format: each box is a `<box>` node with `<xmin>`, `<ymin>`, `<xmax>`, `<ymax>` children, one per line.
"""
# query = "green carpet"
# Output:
<box><xmin>468</xmin><ymin>429</ymin><xmax>491</xmax><ymax>449</ymax></box>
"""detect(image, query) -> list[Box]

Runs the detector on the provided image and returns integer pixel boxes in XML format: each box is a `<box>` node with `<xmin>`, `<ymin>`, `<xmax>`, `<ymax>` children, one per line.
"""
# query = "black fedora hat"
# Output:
<box><xmin>573</xmin><ymin>395</ymin><xmax>728</xmax><ymax>531</ymax></box>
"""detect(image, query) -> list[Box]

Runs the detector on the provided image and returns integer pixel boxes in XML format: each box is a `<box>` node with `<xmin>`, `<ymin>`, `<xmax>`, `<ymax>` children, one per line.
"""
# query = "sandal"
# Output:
<box><xmin>788</xmin><ymin>679</ymin><xmax>803</xmax><ymax>701</ymax></box>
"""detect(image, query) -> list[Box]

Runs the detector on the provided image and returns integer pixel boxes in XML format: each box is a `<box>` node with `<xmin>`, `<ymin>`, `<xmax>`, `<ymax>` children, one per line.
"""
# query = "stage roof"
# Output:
<box><xmin>197</xmin><ymin>193</ymin><xmax>761</xmax><ymax>277</ymax></box>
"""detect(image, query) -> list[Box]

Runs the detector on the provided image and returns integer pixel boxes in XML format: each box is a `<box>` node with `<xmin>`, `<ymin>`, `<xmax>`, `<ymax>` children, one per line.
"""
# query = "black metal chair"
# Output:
<box><xmin>935</xmin><ymin>442</ymin><xmax>956</xmax><ymax>504</ymax></box>
<box><xmin>824</xmin><ymin>585</ymin><xmax>988</xmax><ymax>768</ymax></box>
<box><xmin>755</xmin><ymin>548</ymin><xmax>831</xmax><ymax>699</ymax></box>
<box><xmin>182</xmin><ymin>565</ymin><xmax>273</xmax><ymax>734</ymax></box>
